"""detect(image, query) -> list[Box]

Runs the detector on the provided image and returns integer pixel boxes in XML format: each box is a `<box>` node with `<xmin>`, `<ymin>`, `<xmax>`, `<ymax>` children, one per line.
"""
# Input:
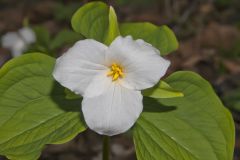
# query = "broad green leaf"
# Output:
<box><xmin>120</xmin><ymin>22</ymin><xmax>178</xmax><ymax>55</ymax></box>
<box><xmin>50</xmin><ymin>29</ymin><xmax>84</xmax><ymax>50</ymax></box>
<box><xmin>142</xmin><ymin>81</ymin><xmax>184</xmax><ymax>98</ymax></box>
<box><xmin>71</xmin><ymin>1</ymin><xmax>120</xmax><ymax>44</ymax></box>
<box><xmin>0</xmin><ymin>53</ymin><xmax>86</xmax><ymax>160</ymax></box>
<box><xmin>134</xmin><ymin>71</ymin><xmax>234</xmax><ymax>160</ymax></box>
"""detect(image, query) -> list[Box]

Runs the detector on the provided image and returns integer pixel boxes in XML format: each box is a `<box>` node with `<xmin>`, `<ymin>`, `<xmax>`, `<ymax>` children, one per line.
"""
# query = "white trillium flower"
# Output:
<box><xmin>53</xmin><ymin>36</ymin><xmax>170</xmax><ymax>136</ymax></box>
<box><xmin>1</xmin><ymin>27</ymin><xmax>36</xmax><ymax>57</ymax></box>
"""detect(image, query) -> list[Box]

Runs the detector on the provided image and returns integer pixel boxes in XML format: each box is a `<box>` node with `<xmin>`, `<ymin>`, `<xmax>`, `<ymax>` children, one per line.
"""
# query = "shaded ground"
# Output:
<box><xmin>0</xmin><ymin>0</ymin><xmax>240</xmax><ymax>159</ymax></box>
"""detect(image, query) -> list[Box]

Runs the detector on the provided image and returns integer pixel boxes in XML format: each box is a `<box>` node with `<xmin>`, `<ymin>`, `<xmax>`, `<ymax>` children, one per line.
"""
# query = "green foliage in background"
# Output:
<box><xmin>116</xmin><ymin>0</ymin><xmax>160</xmax><ymax>8</ymax></box>
<box><xmin>221</xmin><ymin>39</ymin><xmax>240</xmax><ymax>58</ymax></box>
<box><xmin>120</xmin><ymin>23</ymin><xmax>178</xmax><ymax>55</ymax></box>
<box><xmin>54</xmin><ymin>3</ymin><xmax>81</xmax><ymax>21</ymax></box>
<box><xmin>223</xmin><ymin>88</ymin><xmax>240</xmax><ymax>111</ymax></box>
<box><xmin>215</xmin><ymin>0</ymin><xmax>233</xmax><ymax>7</ymax></box>
<box><xmin>26</xmin><ymin>27</ymin><xmax>83</xmax><ymax>57</ymax></box>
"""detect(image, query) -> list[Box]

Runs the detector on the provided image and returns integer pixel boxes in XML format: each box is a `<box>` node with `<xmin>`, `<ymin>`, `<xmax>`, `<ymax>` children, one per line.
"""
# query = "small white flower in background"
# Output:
<box><xmin>53</xmin><ymin>36</ymin><xmax>170</xmax><ymax>136</ymax></box>
<box><xmin>1</xmin><ymin>27</ymin><xmax>36</xmax><ymax>57</ymax></box>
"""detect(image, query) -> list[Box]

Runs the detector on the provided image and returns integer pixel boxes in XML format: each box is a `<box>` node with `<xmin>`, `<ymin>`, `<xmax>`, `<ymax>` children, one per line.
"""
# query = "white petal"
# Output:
<box><xmin>106</xmin><ymin>36</ymin><xmax>170</xmax><ymax>90</ymax></box>
<box><xmin>1</xmin><ymin>32</ymin><xmax>21</xmax><ymax>48</ymax></box>
<box><xmin>53</xmin><ymin>39</ymin><xmax>109</xmax><ymax>96</ymax></box>
<box><xmin>82</xmin><ymin>84</ymin><xmax>143</xmax><ymax>136</ymax></box>
<box><xmin>12</xmin><ymin>49</ymin><xmax>23</xmax><ymax>57</ymax></box>
<box><xmin>12</xmin><ymin>40</ymin><xmax>26</xmax><ymax>57</ymax></box>
<box><xmin>83</xmin><ymin>70</ymin><xmax>112</xmax><ymax>98</ymax></box>
<box><xmin>19</xmin><ymin>27</ymin><xmax>36</xmax><ymax>44</ymax></box>
<box><xmin>1</xmin><ymin>32</ymin><xmax>26</xmax><ymax>57</ymax></box>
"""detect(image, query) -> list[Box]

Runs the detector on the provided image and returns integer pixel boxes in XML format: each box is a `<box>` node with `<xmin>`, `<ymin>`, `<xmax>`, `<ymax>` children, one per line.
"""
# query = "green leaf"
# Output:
<box><xmin>223</xmin><ymin>88</ymin><xmax>240</xmax><ymax>111</ymax></box>
<box><xmin>142</xmin><ymin>81</ymin><xmax>184</xmax><ymax>98</ymax></box>
<box><xmin>103</xmin><ymin>6</ymin><xmax>120</xmax><ymax>45</ymax></box>
<box><xmin>0</xmin><ymin>53</ymin><xmax>86</xmax><ymax>160</ymax></box>
<box><xmin>65</xmin><ymin>88</ymin><xmax>81</xmax><ymax>100</ymax></box>
<box><xmin>134</xmin><ymin>71</ymin><xmax>234</xmax><ymax>160</ymax></box>
<box><xmin>71</xmin><ymin>1</ymin><xmax>120</xmax><ymax>44</ymax></box>
<box><xmin>33</xmin><ymin>26</ymin><xmax>50</xmax><ymax>47</ymax></box>
<box><xmin>120</xmin><ymin>22</ymin><xmax>179</xmax><ymax>55</ymax></box>
<box><xmin>53</xmin><ymin>3</ymin><xmax>81</xmax><ymax>21</ymax></box>
<box><xmin>50</xmin><ymin>29</ymin><xmax>84</xmax><ymax>50</ymax></box>
<box><xmin>26</xmin><ymin>26</ymin><xmax>52</xmax><ymax>55</ymax></box>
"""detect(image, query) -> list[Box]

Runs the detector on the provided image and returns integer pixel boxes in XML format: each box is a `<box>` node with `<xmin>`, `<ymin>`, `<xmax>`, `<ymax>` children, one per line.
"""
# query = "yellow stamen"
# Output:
<box><xmin>107</xmin><ymin>71</ymin><xmax>114</xmax><ymax>76</ymax></box>
<box><xmin>113</xmin><ymin>73</ymin><xmax>119</xmax><ymax>81</ymax></box>
<box><xmin>107</xmin><ymin>63</ymin><xmax>124</xmax><ymax>81</ymax></box>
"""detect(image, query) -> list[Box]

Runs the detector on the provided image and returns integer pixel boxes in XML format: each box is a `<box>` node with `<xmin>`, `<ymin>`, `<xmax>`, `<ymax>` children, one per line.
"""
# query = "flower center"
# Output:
<box><xmin>107</xmin><ymin>63</ymin><xmax>124</xmax><ymax>81</ymax></box>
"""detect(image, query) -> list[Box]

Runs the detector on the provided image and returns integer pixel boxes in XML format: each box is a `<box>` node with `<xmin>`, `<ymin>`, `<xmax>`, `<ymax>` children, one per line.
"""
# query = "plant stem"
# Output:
<box><xmin>102</xmin><ymin>135</ymin><xmax>110</xmax><ymax>160</ymax></box>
